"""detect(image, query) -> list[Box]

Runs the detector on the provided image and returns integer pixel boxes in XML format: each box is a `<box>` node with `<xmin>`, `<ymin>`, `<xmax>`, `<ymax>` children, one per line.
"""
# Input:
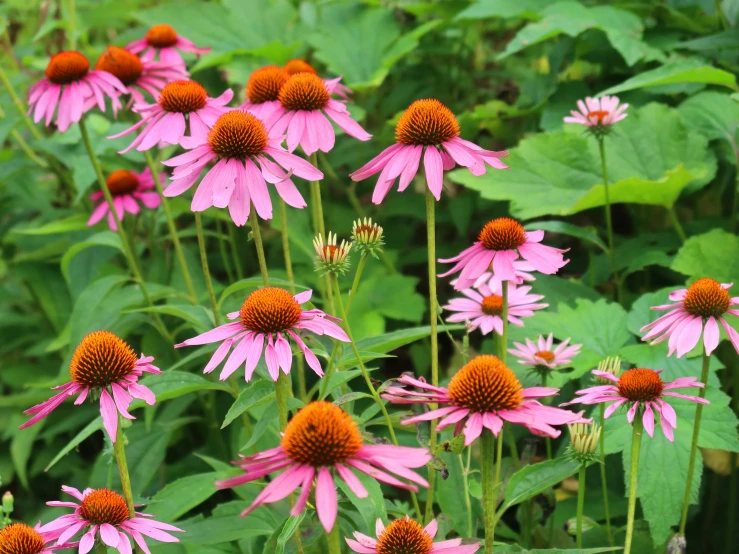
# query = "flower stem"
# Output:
<box><xmin>499</xmin><ymin>281</ymin><xmax>509</xmax><ymax>363</ymax></box>
<box><xmin>0</xmin><ymin>62</ymin><xmax>44</xmax><ymax>141</ymax></box>
<box><xmin>195</xmin><ymin>213</ymin><xmax>220</xmax><ymax>326</ymax></box>
<box><xmin>95</xmin><ymin>542</ymin><xmax>107</xmax><ymax>554</ymax></box>
<box><xmin>624</xmin><ymin>416</ymin><xmax>643</xmax><ymax>554</ymax></box>
<box><xmin>67</xmin><ymin>0</ymin><xmax>76</xmax><ymax>49</ymax></box>
<box><xmin>216</xmin><ymin>218</ymin><xmax>235</xmax><ymax>284</ymax></box>
<box><xmin>113</xmin><ymin>415</ymin><xmax>136</xmax><ymax>518</ymax></box>
<box><xmin>482</xmin><ymin>428</ymin><xmax>504</xmax><ymax>554</ymax></box>
<box><xmin>79</xmin><ymin>118</ymin><xmax>171</xmax><ymax>343</ymax></box>
<box><xmin>461</xmin><ymin>448</ymin><xmax>474</xmax><ymax>538</ymax></box>
<box><xmin>667</xmin><ymin>206</ymin><xmax>688</xmax><ymax>243</ymax></box>
<box><xmin>309</xmin><ymin>153</ymin><xmax>335</xmax><ymax>315</ymax></box>
<box><xmin>330</xmin><ymin>274</ymin><xmax>422</xmax><ymax>518</ymax></box>
<box><xmin>227</xmin><ymin>223</ymin><xmax>244</xmax><ymax>279</ymax></box>
<box><xmin>598</xmin><ymin>403</ymin><xmax>613</xmax><ymax>545</ymax></box>
<box><xmin>345</xmin><ymin>253</ymin><xmax>369</xmax><ymax>316</ymax></box>
<box><xmin>145</xmin><ymin>150</ymin><xmax>197</xmax><ymax>303</ymax></box>
<box><xmin>597</xmin><ymin>137</ymin><xmax>620</xmax><ymax>302</ymax></box>
<box><xmin>250</xmin><ymin>208</ymin><xmax>269</xmax><ymax>286</ymax></box>
<box><xmin>679</xmin><ymin>349</ymin><xmax>710</xmax><ymax>534</ymax></box>
<box><xmin>424</xmin><ymin>188</ymin><xmax>439</xmax><ymax>524</ymax></box>
<box><xmin>326</xmin><ymin>523</ymin><xmax>342</xmax><ymax>554</ymax></box>
<box><xmin>576</xmin><ymin>465</ymin><xmax>586</xmax><ymax>547</ymax></box>
<box><xmin>731</xmin><ymin>153</ymin><xmax>739</xmax><ymax>234</ymax></box>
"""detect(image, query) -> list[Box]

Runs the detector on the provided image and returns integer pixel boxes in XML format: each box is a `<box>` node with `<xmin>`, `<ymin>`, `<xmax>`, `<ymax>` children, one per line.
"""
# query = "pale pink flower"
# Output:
<box><xmin>161</xmin><ymin>109</ymin><xmax>322</xmax><ymax>225</ymax></box>
<box><xmin>564</xmin><ymin>95</ymin><xmax>628</xmax><ymax>127</ymax></box>
<box><xmin>346</xmin><ymin>517</ymin><xmax>479</xmax><ymax>554</ymax></box>
<box><xmin>561</xmin><ymin>368</ymin><xmax>708</xmax><ymax>442</ymax></box>
<box><xmin>640</xmin><ymin>278</ymin><xmax>739</xmax><ymax>357</ymax></box>
<box><xmin>39</xmin><ymin>486</ymin><xmax>182</xmax><ymax>554</ymax></box>
<box><xmin>467</xmin><ymin>261</ymin><xmax>536</xmax><ymax>291</ymax></box>
<box><xmin>509</xmin><ymin>334</ymin><xmax>582</xmax><ymax>370</ymax></box>
<box><xmin>27</xmin><ymin>51</ymin><xmax>126</xmax><ymax>133</ymax></box>
<box><xmin>264</xmin><ymin>72</ymin><xmax>371</xmax><ymax>155</ymax></box>
<box><xmin>125</xmin><ymin>24</ymin><xmax>210</xmax><ymax>66</ymax></box>
<box><xmin>175</xmin><ymin>288</ymin><xmax>348</xmax><ymax>381</ymax></box>
<box><xmin>215</xmin><ymin>401</ymin><xmax>431</xmax><ymax>533</ymax></box>
<box><xmin>88</xmin><ymin>168</ymin><xmax>163</xmax><ymax>231</ymax></box>
<box><xmin>383</xmin><ymin>355</ymin><xmax>589</xmax><ymax>446</ymax></box>
<box><xmin>350</xmin><ymin>99</ymin><xmax>508</xmax><ymax>203</ymax></box>
<box><xmin>439</xmin><ymin>217</ymin><xmax>569</xmax><ymax>290</ymax></box>
<box><xmin>20</xmin><ymin>331</ymin><xmax>158</xmax><ymax>442</ymax></box>
<box><xmin>108</xmin><ymin>80</ymin><xmax>233</xmax><ymax>153</ymax></box>
<box><xmin>0</xmin><ymin>522</ymin><xmax>76</xmax><ymax>553</ymax></box>
<box><xmin>443</xmin><ymin>281</ymin><xmax>547</xmax><ymax>336</ymax></box>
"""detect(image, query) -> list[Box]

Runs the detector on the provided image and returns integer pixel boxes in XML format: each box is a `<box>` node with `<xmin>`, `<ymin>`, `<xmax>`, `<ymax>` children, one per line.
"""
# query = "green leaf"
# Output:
<box><xmin>679</xmin><ymin>91</ymin><xmax>739</xmax><ymax>153</ymax></box>
<box><xmin>501</xmin><ymin>457</ymin><xmax>581</xmax><ymax>511</ymax></box>
<box><xmin>12</xmin><ymin>214</ymin><xmax>90</xmax><ymax>235</ymax></box>
<box><xmin>130</xmin><ymin>371</ymin><xmax>232</xmax><ymax>409</ymax></box>
<box><xmin>525</xmin><ymin>221</ymin><xmax>607</xmax><ymax>252</ymax></box>
<box><xmin>677</xmin><ymin>30</ymin><xmax>739</xmax><ymax>51</ymax></box>
<box><xmin>352</xmin><ymin>325</ymin><xmax>464</xmax><ymax>356</ymax></box>
<box><xmin>437</xmin><ymin>451</ymin><xmax>483</xmax><ymax>535</ymax></box>
<box><xmin>222</xmin><ymin>380</ymin><xmax>275</xmax><ymax>429</ymax></box>
<box><xmin>276</xmin><ymin>512</ymin><xmax>306</xmax><ymax>554</ymax></box>
<box><xmin>124</xmin><ymin>305</ymin><xmax>214</xmax><ymax>332</ymax></box>
<box><xmin>177</xmin><ymin>501</ymin><xmax>275</xmax><ymax>544</ymax></box>
<box><xmin>148</xmin><ymin>472</ymin><xmax>225</xmax><ymax>522</ymax></box>
<box><xmin>492</xmin><ymin>546</ymin><xmax>622</xmax><ymax>553</ymax></box>
<box><xmin>61</xmin><ymin>231</ymin><xmax>123</xmax><ymax>282</ymax></box>
<box><xmin>450</xmin><ymin>103</ymin><xmax>715</xmax><ymax>219</ymax></box>
<box><xmin>45</xmin><ymin>417</ymin><xmax>102</xmax><ymax>471</ymax></box>
<box><xmin>11</xmin><ymin>421</ymin><xmax>43</xmax><ymax>488</ymax></box>
<box><xmin>600</xmin><ymin>59</ymin><xmax>738</xmax><ymax>96</ymax></box>
<box><xmin>671</xmin><ymin>228</ymin><xmax>739</xmax><ymax>284</ymax></box>
<box><xmin>336</xmin><ymin>467</ymin><xmax>387</xmax><ymax>534</ymax></box>
<box><xmin>217</xmin><ymin>277</ymin><xmax>304</xmax><ymax>312</ymax></box>
<box><xmin>456</xmin><ymin>0</ymin><xmax>549</xmax><ymax>20</ymax></box>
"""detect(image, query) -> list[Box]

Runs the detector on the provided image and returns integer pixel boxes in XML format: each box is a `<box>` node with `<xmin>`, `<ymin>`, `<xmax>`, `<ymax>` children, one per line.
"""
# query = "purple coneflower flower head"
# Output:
<box><xmin>264</xmin><ymin>72</ymin><xmax>371</xmax><ymax>155</ymax></box>
<box><xmin>438</xmin><ymin>217</ymin><xmax>569</xmax><ymax>290</ymax></box>
<box><xmin>108</xmin><ymin>80</ymin><xmax>232</xmax><ymax>153</ymax></box>
<box><xmin>175</xmin><ymin>288</ymin><xmax>349</xmax><ymax>381</ymax></box>
<box><xmin>0</xmin><ymin>522</ymin><xmax>76</xmax><ymax>553</ymax></box>
<box><xmin>283</xmin><ymin>59</ymin><xmax>353</xmax><ymax>100</ymax></box>
<box><xmin>465</xmin><ymin>261</ymin><xmax>536</xmax><ymax>292</ymax></box>
<box><xmin>215</xmin><ymin>401</ymin><xmax>432</xmax><ymax>533</ymax></box>
<box><xmin>443</xmin><ymin>281</ymin><xmax>547</xmax><ymax>336</ymax></box>
<box><xmin>161</xmin><ymin>109</ymin><xmax>323</xmax><ymax>225</ymax></box>
<box><xmin>240</xmin><ymin>65</ymin><xmax>290</xmax><ymax>122</ymax></box>
<box><xmin>346</xmin><ymin>517</ymin><xmax>480</xmax><ymax>553</ymax></box>
<box><xmin>350</xmin><ymin>99</ymin><xmax>509</xmax><ymax>203</ymax></box>
<box><xmin>640</xmin><ymin>278</ymin><xmax>739</xmax><ymax>357</ymax></box>
<box><xmin>561</xmin><ymin>368</ymin><xmax>709</xmax><ymax>442</ymax></box>
<box><xmin>88</xmin><ymin>168</ymin><xmax>163</xmax><ymax>231</ymax></box>
<box><xmin>27</xmin><ymin>51</ymin><xmax>126</xmax><ymax>133</ymax></box>
<box><xmin>125</xmin><ymin>24</ymin><xmax>210</xmax><ymax>66</ymax></box>
<box><xmin>39</xmin><ymin>487</ymin><xmax>182</xmax><ymax>554</ymax></box>
<box><xmin>564</xmin><ymin>95</ymin><xmax>628</xmax><ymax>131</ymax></box>
<box><xmin>509</xmin><ymin>334</ymin><xmax>582</xmax><ymax>370</ymax></box>
<box><xmin>20</xmin><ymin>331</ymin><xmax>158</xmax><ymax>442</ymax></box>
<box><xmin>383</xmin><ymin>355</ymin><xmax>589</xmax><ymax>446</ymax></box>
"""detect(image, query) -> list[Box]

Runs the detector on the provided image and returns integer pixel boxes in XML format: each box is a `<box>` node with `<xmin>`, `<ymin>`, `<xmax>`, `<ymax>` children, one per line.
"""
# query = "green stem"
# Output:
<box><xmin>326</xmin><ymin>523</ymin><xmax>342</xmax><ymax>554</ymax></box>
<box><xmin>599</xmin><ymin>403</ymin><xmax>613</xmax><ymax>545</ymax></box>
<box><xmin>67</xmin><ymin>0</ymin><xmax>76</xmax><ymax>49</ymax></box>
<box><xmin>331</xmin><ymin>274</ymin><xmax>421</xmax><ymax>518</ymax></box>
<box><xmin>11</xmin><ymin>128</ymin><xmax>48</xmax><ymax>167</ymax></box>
<box><xmin>461</xmin><ymin>448</ymin><xmax>473</xmax><ymax>538</ymax></box>
<box><xmin>250</xmin><ymin>208</ymin><xmax>270</xmax><ymax>286</ymax></box>
<box><xmin>667</xmin><ymin>207</ymin><xmax>688</xmax><ymax>243</ymax></box>
<box><xmin>216</xmin><ymin>218</ymin><xmax>235</xmax><ymax>284</ymax></box>
<box><xmin>715</xmin><ymin>0</ymin><xmax>729</xmax><ymax>29</ymax></box>
<box><xmin>425</xmin><ymin>188</ymin><xmax>439</xmax><ymax>524</ymax></box>
<box><xmin>113</xmin><ymin>415</ymin><xmax>136</xmax><ymax>518</ymax></box>
<box><xmin>679</xmin><ymin>349</ymin><xmax>710</xmax><ymax>534</ymax></box>
<box><xmin>499</xmin><ymin>281</ymin><xmax>508</xmax><ymax>363</ymax></box>
<box><xmin>95</xmin><ymin>543</ymin><xmax>108</xmax><ymax>554</ymax></box>
<box><xmin>0</xmin><ymin>62</ymin><xmax>44</xmax><ymax>140</ymax></box>
<box><xmin>598</xmin><ymin>137</ymin><xmax>619</xmax><ymax>301</ymax></box>
<box><xmin>145</xmin><ymin>150</ymin><xmax>197</xmax><ymax>302</ymax></box>
<box><xmin>195</xmin><ymin>213</ymin><xmax>220</xmax><ymax>325</ymax></box>
<box><xmin>482</xmin><ymin>428</ymin><xmax>504</xmax><ymax>554</ymax></box>
<box><xmin>308</xmin><ymin>153</ymin><xmax>335</xmax><ymax>315</ymax></box>
<box><xmin>624</xmin><ymin>416</ymin><xmax>643</xmax><ymax>554</ymax></box>
<box><xmin>345</xmin><ymin>253</ymin><xmax>368</xmax><ymax>316</ymax></box>
<box><xmin>227</xmin><ymin>223</ymin><xmax>244</xmax><ymax>279</ymax></box>
<box><xmin>576</xmin><ymin>465</ymin><xmax>586</xmax><ymax>547</ymax></box>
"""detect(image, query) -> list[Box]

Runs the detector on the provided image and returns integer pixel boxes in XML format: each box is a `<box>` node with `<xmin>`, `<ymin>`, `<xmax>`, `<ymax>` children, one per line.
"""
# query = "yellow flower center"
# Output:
<box><xmin>95</xmin><ymin>46</ymin><xmax>143</xmax><ymax>86</ymax></box>
<box><xmin>69</xmin><ymin>331</ymin><xmax>138</xmax><ymax>388</ymax></box>
<box><xmin>376</xmin><ymin>517</ymin><xmax>433</xmax><ymax>554</ymax></box>
<box><xmin>617</xmin><ymin>369</ymin><xmax>664</xmax><ymax>402</ymax></box>
<box><xmin>683</xmin><ymin>278</ymin><xmax>731</xmax><ymax>318</ymax></box>
<box><xmin>79</xmin><ymin>489</ymin><xmax>130</xmax><ymax>526</ymax></box>
<box><xmin>45</xmin><ymin>51</ymin><xmax>90</xmax><ymax>85</ymax></box>
<box><xmin>278</xmin><ymin>73</ymin><xmax>329</xmax><ymax>111</ymax></box>
<box><xmin>447</xmin><ymin>355</ymin><xmax>524</xmax><ymax>412</ymax></box>
<box><xmin>207</xmin><ymin>110</ymin><xmax>268</xmax><ymax>159</ymax></box>
<box><xmin>0</xmin><ymin>523</ymin><xmax>46</xmax><ymax>554</ymax></box>
<box><xmin>395</xmin><ymin>99</ymin><xmax>460</xmax><ymax>146</ymax></box>
<box><xmin>239</xmin><ymin>287</ymin><xmax>302</xmax><ymax>334</ymax></box>
<box><xmin>478</xmin><ymin>217</ymin><xmax>527</xmax><ymax>251</ymax></box>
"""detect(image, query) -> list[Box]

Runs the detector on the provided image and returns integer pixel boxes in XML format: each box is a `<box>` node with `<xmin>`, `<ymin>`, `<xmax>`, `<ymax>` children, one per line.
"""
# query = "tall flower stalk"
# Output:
<box><xmin>195</xmin><ymin>213</ymin><xmax>219</xmax><ymax>325</ymax></box>
<box><xmin>481</xmin><ymin>429</ymin><xmax>504</xmax><ymax>554</ymax></box>
<box><xmin>113</xmin><ymin>415</ymin><xmax>137</xmax><ymax>518</ymax></box>
<box><xmin>624</xmin><ymin>416</ymin><xmax>643</xmax><ymax>554</ymax></box>
<box><xmin>597</xmin><ymin>137</ymin><xmax>618</xmax><ymax>297</ymax></box>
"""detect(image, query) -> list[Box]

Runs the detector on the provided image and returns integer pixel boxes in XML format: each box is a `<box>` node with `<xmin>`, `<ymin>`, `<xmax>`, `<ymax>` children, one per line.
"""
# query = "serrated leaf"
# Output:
<box><xmin>671</xmin><ymin>228</ymin><xmax>739</xmax><ymax>283</ymax></box>
<box><xmin>222</xmin><ymin>380</ymin><xmax>275</xmax><ymax>429</ymax></box>
<box><xmin>501</xmin><ymin>456</ymin><xmax>581</xmax><ymax>511</ymax></box>
<box><xmin>600</xmin><ymin>59</ymin><xmax>738</xmax><ymax>95</ymax></box>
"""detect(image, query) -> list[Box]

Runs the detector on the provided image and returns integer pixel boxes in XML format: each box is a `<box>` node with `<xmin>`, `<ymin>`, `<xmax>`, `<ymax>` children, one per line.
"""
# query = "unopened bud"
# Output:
<box><xmin>2</xmin><ymin>491</ymin><xmax>13</xmax><ymax>515</ymax></box>
<box><xmin>351</xmin><ymin>217</ymin><xmax>384</xmax><ymax>258</ymax></box>
<box><xmin>313</xmin><ymin>232</ymin><xmax>352</xmax><ymax>276</ymax></box>
<box><xmin>594</xmin><ymin>356</ymin><xmax>621</xmax><ymax>385</ymax></box>
<box><xmin>567</xmin><ymin>423</ymin><xmax>601</xmax><ymax>463</ymax></box>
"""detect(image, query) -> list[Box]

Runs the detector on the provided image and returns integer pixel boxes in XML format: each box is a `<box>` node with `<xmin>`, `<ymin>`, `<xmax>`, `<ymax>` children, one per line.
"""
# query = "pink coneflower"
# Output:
<box><xmin>346</xmin><ymin>517</ymin><xmax>480</xmax><ymax>554</ymax></box>
<box><xmin>88</xmin><ymin>168</ymin><xmax>163</xmax><ymax>231</ymax></box>
<box><xmin>175</xmin><ymin>288</ymin><xmax>349</xmax><ymax>381</ymax></box>
<box><xmin>20</xmin><ymin>331</ymin><xmax>158</xmax><ymax>442</ymax></box>
<box><xmin>509</xmin><ymin>334</ymin><xmax>582</xmax><ymax>370</ymax></box>
<box><xmin>39</xmin><ymin>487</ymin><xmax>182</xmax><ymax>554</ymax></box>
<box><xmin>564</xmin><ymin>96</ymin><xmax>628</xmax><ymax>128</ymax></box>
<box><xmin>264</xmin><ymin>73</ymin><xmax>370</xmax><ymax>155</ymax></box>
<box><xmin>640</xmin><ymin>278</ymin><xmax>739</xmax><ymax>357</ymax></box>
<box><xmin>443</xmin><ymin>281</ymin><xmax>547</xmax><ymax>335</ymax></box>
<box><xmin>283</xmin><ymin>59</ymin><xmax>352</xmax><ymax>100</ymax></box>
<box><xmin>215</xmin><ymin>401</ymin><xmax>431</xmax><ymax>533</ymax></box>
<box><xmin>108</xmin><ymin>80</ymin><xmax>233</xmax><ymax>153</ymax></box>
<box><xmin>0</xmin><ymin>522</ymin><xmax>75</xmax><ymax>553</ymax></box>
<box><xmin>161</xmin><ymin>109</ymin><xmax>322</xmax><ymax>224</ymax></box>
<box><xmin>561</xmin><ymin>368</ymin><xmax>709</xmax><ymax>441</ymax></box>
<box><xmin>466</xmin><ymin>261</ymin><xmax>536</xmax><ymax>291</ymax></box>
<box><xmin>438</xmin><ymin>217</ymin><xmax>569</xmax><ymax>290</ymax></box>
<box><xmin>27</xmin><ymin>51</ymin><xmax>126</xmax><ymax>133</ymax></box>
<box><xmin>383</xmin><ymin>355</ymin><xmax>589</xmax><ymax>446</ymax></box>
<box><xmin>240</xmin><ymin>65</ymin><xmax>290</xmax><ymax>121</ymax></box>
<box><xmin>125</xmin><ymin>24</ymin><xmax>210</xmax><ymax>66</ymax></box>
<box><xmin>350</xmin><ymin>99</ymin><xmax>509</xmax><ymax>203</ymax></box>
<box><xmin>94</xmin><ymin>46</ymin><xmax>187</xmax><ymax>108</ymax></box>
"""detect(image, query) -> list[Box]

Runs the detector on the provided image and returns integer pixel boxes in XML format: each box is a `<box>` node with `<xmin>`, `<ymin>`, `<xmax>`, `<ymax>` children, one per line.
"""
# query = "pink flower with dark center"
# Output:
<box><xmin>125</xmin><ymin>24</ymin><xmax>210</xmax><ymax>66</ymax></box>
<box><xmin>175</xmin><ymin>288</ymin><xmax>348</xmax><ymax>381</ymax></box>
<box><xmin>640</xmin><ymin>278</ymin><xmax>739</xmax><ymax>357</ymax></box>
<box><xmin>215</xmin><ymin>401</ymin><xmax>431</xmax><ymax>533</ymax></box>
<box><xmin>39</xmin><ymin>487</ymin><xmax>182</xmax><ymax>554</ymax></box>
<box><xmin>509</xmin><ymin>334</ymin><xmax>582</xmax><ymax>370</ymax></box>
<box><xmin>94</xmin><ymin>46</ymin><xmax>187</xmax><ymax>108</ymax></box>
<box><xmin>88</xmin><ymin>168</ymin><xmax>163</xmax><ymax>231</ymax></box>
<box><xmin>564</xmin><ymin>95</ymin><xmax>628</xmax><ymax>128</ymax></box>
<box><xmin>108</xmin><ymin>80</ymin><xmax>232</xmax><ymax>153</ymax></box>
<box><xmin>27</xmin><ymin>51</ymin><xmax>126</xmax><ymax>132</ymax></box>
<box><xmin>20</xmin><ymin>331</ymin><xmax>158</xmax><ymax>442</ymax></box>
<box><xmin>383</xmin><ymin>355</ymin><xmax>589</xmax><ymax>446</ymax></box>
<box><xmin>350</xmin><ymin>99</ymin><xmax>508</xmax><ymax>203</ymax></box>
<box><xmin>561</xmin><ymin>368</ymin><xmax>709</xmax><ymax>442</ymax></box>
<box><xmin>0</xmin><ymin>522</ymin><xmax>76</xmax><ymax>554</ymax></box>
<box><xmin>283</xmin><ymin>59</ymin><xmax>353</xmax><ymax>100</ymax></box>
<box><xmin>346</xmin><ymin>517</ymin><xmax>480</xmax><ymax>553</ymax></box>
<box><xmin>443</xmin><ymin>281</ymin><xmax>548</xmax><ymax>335</ymax></box>
<box><xmin>438</xmin><ymin>217</ymin><xmax>569</xmax><ymax>290</ymax></box>
<box><xmin>240</xmin><ymin>65</ymin><xmax>290</xmax><ymax>122</ymax></box>
<box><xmin>264</xmin><ymin>72</ymin><xmax>371</xmax><ymax>155</ymax></box>
<box><xmin>161</xmin><ymin>109</ymin><xmax>323</xmax><ymax>225</ymax></box>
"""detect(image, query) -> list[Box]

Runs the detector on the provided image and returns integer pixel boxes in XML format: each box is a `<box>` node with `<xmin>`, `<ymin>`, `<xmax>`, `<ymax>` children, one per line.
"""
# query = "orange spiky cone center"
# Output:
<box><xmin>448</xmin><ymin>355</ymin><xmax>524</xmax><ymax>412</ymax></box>
<box><xmin>376</xmin><ymin>517</ymin><xmax>434</xmax><ymax>554</ymax></box>
<box><xmin>478</xmin><ymin>217</ymin><xmax>526</xmax><ymax>250</ymax></box>
<box><xmin>239</xmin><ymin>287</ymin><xmax>302</xmax><ymax>333</ymax></box>
<box><xmin>395</xmin><ymin>99</ymin><xmax>460</xmax><ymax>146</ymax></box>
<box><xmin>45</xmin><ymin>51</ymin><xmax>90</xmax><ymax>84</ymax></box>
<box><xmin>69</xmin><ymin>331</ymin><xmax>138</xmax><ymax>388</ymax></box>
<box><xmin>207</xmin><ymin>110</ymin><xmax>268</xmax><ymax>159</ymax></box>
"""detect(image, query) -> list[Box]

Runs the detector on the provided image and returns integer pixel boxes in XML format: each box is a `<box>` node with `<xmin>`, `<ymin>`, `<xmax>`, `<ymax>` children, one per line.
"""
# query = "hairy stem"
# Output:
<box><xmin>599</xmin><ymin>403</ymin><xmax>613</xmax><ymax>545</ymax></box>
<box><xmin>624</xmin><ymin>416</ymin><xmax>643</xmax><ymax>554</ymax></box>
<box><xmin>576</xmin><ymin>465</ymin><xmax>586</xmax><ymax>547</ymax></box>
<box><xmin>425</xmin><ymin>188</ymin><xmax>439</xmax><ymax>524</ymax></box>
<box><xmin>598</xmin><ymin>137</ymin><xmax>620</xmax><ymax>302</ymax></box>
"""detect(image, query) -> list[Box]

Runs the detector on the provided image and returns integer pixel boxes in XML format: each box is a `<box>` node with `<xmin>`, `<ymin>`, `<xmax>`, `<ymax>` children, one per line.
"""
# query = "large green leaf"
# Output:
<box><xmin>336</xmin><ymin>468</ymin><xmax>388</xmax><ymax>534</ymax></box>
<box><xmin>670</xmin><ymin>228</ymin><xmax>739</xmax><ymax>284</ymax></box>
<box><xmin>456</xmin><ymin>0</ymin><xmax>549</xmax><ymax>20</ymax></box>
<box><xmin>130</xmin><ymin>371</ymin><xmax>232</xmax><ymax>409</ymax></box>
<box><xmin>449</xmin><ymin>103</ymin><xmax>715</xmax><ymax>219</ymax></box>
<box><xmin>500</xmin><ymin>456</ymin><xmax>581</xmax><ymax>512</ymax></box>
<box><xmin>147</xmin><ymin>471</ymin><xmax>227</xmax><ymax>522</ymax></box>
<box><xmin>600</xmin><ymin>59</ymin><xmax>738</xmax><ymax>95</ymax></box>
<box><xmin>679</xmin><ymin>91</ymin><xmax>739</xmax><ymax>152</ymax></box>
<box><xmin>222</xmin><ymin>380</ymin><xmax>275</xmax><ymax>429</ymax></box>
<box><xmin>177</xmin><ymin>501</ymin><xmax>275</xmax><ymax>544</ymax></box>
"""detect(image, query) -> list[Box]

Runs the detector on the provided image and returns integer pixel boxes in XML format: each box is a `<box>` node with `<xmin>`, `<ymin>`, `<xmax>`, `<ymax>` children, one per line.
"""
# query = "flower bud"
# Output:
<box><xmin>594</xmin><ymin>356</ymin><xmax>621</xmax><ymax>385</ymax></box>
<box><xmin>351</xmin><ymin>217</ymin><xmax>384</xmax><ymax>258</ymax></box>
<box><xmin>567</xmin><ymin>423</ymin><xmax>601</xmax><ymax>464</ymax></box>
<box><xmin>2</xmin><ymin>491</ymin><xmax>13</xmax><ymax>516</ymax></box>
<box><xmin>313</xmin><ymin>232</ymin><xmax>352</xmax><ymax>276</ymax></box>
